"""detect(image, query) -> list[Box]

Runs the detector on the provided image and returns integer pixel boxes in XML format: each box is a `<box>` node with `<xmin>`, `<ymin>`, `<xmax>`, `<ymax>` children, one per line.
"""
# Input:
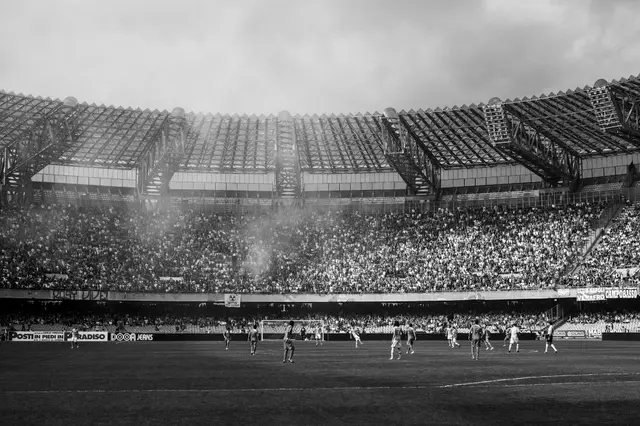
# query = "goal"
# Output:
<box><xmin>260</xmin><ymin>320</ymin><xmax>325</xmax><ymax>342</ymax></box>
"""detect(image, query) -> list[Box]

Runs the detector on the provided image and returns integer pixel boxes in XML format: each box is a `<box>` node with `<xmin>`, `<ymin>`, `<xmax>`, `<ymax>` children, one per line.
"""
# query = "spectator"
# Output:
<box><xmin>0</xmin><ymin>202</ymin><xmax>604</xmax><ymax>293</ymax></box>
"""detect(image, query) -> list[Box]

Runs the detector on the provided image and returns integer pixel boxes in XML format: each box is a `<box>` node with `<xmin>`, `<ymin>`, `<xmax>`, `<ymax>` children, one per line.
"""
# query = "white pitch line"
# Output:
<box><xmin>438</xmin><ymin>372</ymin><xmax>640</xmax><ymax>388</ymax></box>
<box><xmin>491</xmin><ymin>380</ymin><xmax>640</xmax><ymax>389</ymax></box>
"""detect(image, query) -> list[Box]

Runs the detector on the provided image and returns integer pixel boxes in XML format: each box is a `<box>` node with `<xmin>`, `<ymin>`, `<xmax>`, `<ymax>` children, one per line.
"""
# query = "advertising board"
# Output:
<box><xmin>9</xmin><ymin>331</ymin><xmax>65</xmax><ymax>342</ymax></box>
<box><xmin>553</xmin><ymin>330</ymin><xmax>587</xmax><ymax>339</ymax></box>
<box><xmin>111</xmin><ymin>332</ymin><xmax>154</xmax><ymax>342</ymax></box>
<box><xmin>63</xmin><ymin>331</ymin><xmax>109</xmax><ymax>342</ymax></box>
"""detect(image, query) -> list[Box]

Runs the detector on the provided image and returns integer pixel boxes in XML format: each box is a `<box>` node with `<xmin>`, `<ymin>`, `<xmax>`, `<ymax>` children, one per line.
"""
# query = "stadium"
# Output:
<box><xmin>1</xmin><ymin>71</ymin><xmax>640</xmax><ymax>425</ymax></box>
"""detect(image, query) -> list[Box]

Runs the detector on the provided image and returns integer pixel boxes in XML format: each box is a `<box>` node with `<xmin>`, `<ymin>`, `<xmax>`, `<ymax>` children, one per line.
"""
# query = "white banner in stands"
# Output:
<box><xmin>576</xmin><ymin>288</ymin><xmax>606</xmax><ymax>302</ymax></box>
<box><xmin>605</xmin><ymin>287</ymin><xmax>638</xmax><ymax>299</ymax></box>
<box><xmin>225</xmin><ymin>294</ymin><xmax>241</xmax><ymax>308</ymax></box>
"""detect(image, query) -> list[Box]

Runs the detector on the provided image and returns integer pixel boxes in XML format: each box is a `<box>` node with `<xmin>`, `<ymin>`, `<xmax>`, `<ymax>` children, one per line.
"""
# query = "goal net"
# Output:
<box><xmin>260</xmin><ymin>320</ymin><xmax>325</xmax><ymax>342</ymax></box>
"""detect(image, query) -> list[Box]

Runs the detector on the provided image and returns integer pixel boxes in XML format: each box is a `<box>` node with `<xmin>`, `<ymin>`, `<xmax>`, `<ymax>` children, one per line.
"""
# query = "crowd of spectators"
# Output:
<box><xmin>0</xmin><ymin>309</ymin><xmax>549</xmax><ymax>335</ymax></box>
<box><xmin>0</xmin><ymin>202</ymin><xmax>611</xmax><ymax>293</ymax></box>
<box><xmin>565</xmin><ymin>309</ymin><xmax>640</xmax><ymax>332</ymax></box>
<box><xmin>565</xmin><ymin>201</ymin><xmax>640</xmax><ymax>288</ymax></box>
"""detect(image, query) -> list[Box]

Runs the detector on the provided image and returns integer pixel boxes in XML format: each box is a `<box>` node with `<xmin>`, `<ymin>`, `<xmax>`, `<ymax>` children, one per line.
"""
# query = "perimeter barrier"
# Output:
<box><xmin>6</xmin><ymin>331</ymin><xmax>587</xmax><ymax>342</ymax></box>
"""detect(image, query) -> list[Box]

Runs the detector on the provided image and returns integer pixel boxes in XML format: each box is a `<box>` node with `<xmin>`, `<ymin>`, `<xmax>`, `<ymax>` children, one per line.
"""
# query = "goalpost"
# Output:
<box><xmin>260</xmin><ymin>319</ymin><xmax>325</xmax><ymax>342</ymax></box>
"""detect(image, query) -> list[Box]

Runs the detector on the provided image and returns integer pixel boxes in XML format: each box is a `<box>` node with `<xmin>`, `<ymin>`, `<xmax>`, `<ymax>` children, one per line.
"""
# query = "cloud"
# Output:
<box><xmin>0</xmin><ymin>0</ymin><xmax>638</xmax><ymax>114</ymax></box>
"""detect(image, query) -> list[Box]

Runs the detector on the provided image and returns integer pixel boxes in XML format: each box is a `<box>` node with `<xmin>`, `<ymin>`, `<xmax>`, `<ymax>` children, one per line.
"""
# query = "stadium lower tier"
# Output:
<box><xmin>2</xmin><ymin>298</ymin><xmax>639</xmax><ymax>337</ymax></box>
<box><xmin>4</xmin><ymin>202</ymin><xmax>638</xmax><ymax>293</ymax></box>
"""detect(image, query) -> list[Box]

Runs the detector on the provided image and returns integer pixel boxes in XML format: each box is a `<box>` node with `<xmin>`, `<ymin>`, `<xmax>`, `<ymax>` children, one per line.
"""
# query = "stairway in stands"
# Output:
<box><xmin>564</xmin><ymin>199</ymin><xmax>625</xmax><ymax>277</ymax></box>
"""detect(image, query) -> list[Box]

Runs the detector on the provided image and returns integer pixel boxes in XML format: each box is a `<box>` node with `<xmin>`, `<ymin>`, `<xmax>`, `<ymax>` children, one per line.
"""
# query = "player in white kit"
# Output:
<box><xmin>446</xmin><ymin>324</ymin><xmax>453</xmax><ymax>347</ymax></box>
<box><xmin>451</xmin><ymin>324</ymin><xmax>460</xmax><ymax>348</ymax></box>
<box><xmin>314</xmin><ymin>326</ymin><xmax>323</xmax><ymax>346</ymax></box>
<box><xmin>70</xmin><ymin>327</ymin><xmax>79</xmax><ymax>349</ymax></box>
<box><xmin>508</xmin><ymin>323</ymin><xmax>520</xmax><ymax>353</ymax></box>
<box><xmin>390</xmin><ymin>321</ymin><xmax>403</xmax><ymax>360</ymax></box>
<box><xmin>350</xmin><ymin>326</ymin><xmax>363</xmax><ymax>348</ymax></box>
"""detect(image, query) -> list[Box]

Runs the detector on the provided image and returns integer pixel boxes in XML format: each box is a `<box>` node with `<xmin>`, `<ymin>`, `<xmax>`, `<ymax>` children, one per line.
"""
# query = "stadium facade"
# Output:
<box><xmin>1</xmin><ymin>75</ymin><xmax>640</xmax><ymax>210</ymax></box>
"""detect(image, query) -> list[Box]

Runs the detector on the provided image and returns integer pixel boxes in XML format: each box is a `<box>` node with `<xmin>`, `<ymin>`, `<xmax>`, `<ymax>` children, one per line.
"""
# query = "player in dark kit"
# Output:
<box><xmin>406</xmin><ymin>323</ymin><xmax>416</xmax><ymax>355</ymax></box>
<box><xmin>483</xmin><ymin>324</ymin><xmax>494</xmax><ymax>351</ymax></box>
<box><xmin>248</xmin><ymin>324</ymin><xmax>259</xmax><ymax>355</ymax></box>
<box><xmin>544</xmin><ymin>320</ymin><xmax>558</xmax><ymax>354</ymax></box>
<box><xmin>283</xmin><ymin>321</ymin><xmax>295</xmax><ymax>363</ymax></box>
<box><xmin>469</xmin><ymin>319</ymin><xmax>483</xmax><ymax>361</ymax></box>
<box><xmin>223</xmin><ymin>327</ymin><xmax>231</xmax><ymax>350</ymax></box>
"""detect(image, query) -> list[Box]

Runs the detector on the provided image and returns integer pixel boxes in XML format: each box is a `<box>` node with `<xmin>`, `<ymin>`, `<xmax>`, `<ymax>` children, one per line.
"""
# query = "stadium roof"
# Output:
<box><xmin>1</xmin><ymin>73</ymin><xmax>639</xmax><ymax>173</ymax></box>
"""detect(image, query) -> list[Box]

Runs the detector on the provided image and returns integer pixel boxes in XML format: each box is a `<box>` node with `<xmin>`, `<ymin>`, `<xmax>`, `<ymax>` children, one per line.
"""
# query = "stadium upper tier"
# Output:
<box><xmin>3</xmin><ymin>202</ymin><xmax>631</xmax><ymax>294</ymax></box>
<box><xmin>1</xmin><ymin>74</ymin><xmax>639</xmax><ymax>173</ymax></box>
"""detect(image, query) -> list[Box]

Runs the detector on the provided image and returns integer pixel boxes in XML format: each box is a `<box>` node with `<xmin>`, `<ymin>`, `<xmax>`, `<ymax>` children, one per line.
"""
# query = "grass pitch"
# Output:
<box><xmin>1</xmin><ymin>339</ymin><xmax>638</xmax><ymax>425</ymax></box>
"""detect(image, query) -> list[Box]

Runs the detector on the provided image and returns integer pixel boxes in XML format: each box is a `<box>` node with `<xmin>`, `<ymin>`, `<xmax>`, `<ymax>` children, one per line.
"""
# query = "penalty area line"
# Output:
<box><xmin>438</xmin><ymin>372</ymin><xmax>640</xmax><ymax>388</ymax></box>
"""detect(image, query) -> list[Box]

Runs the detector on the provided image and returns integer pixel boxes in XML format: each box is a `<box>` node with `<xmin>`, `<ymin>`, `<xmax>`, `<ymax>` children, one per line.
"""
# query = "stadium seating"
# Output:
<box><xmin>566</xmin><ymin>201</ymin><xmax>640</xmax><ymax>288</ymax></box>
<box><xmin>558</xmin><ymin>310</ymin><xmax>640</xmax><ymax>334</ymax></box>
<box><xmin>0</xmin><ymin>311</ymin><xmax>549</xmax><ymax>335</ymax></box>
<box><xmin>0</xmin><ymin>202</ymin><xmax>608</xmax><ymax>293</ymax></box>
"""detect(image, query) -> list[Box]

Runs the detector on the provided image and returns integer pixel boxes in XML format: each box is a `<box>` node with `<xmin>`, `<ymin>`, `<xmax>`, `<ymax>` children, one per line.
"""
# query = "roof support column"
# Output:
<box><xmin>484</xmin><ymin>98</ymin><xmax>581</xmax><ymax>190</ymax></box>
<box><xmin>379</xmin><ymin>108</ymin><xmax>440</xmax><ymax>197</ymax></box>
<box><xmin>1</xmin><ymin>96</ymin><xmax>80</xmax><ymax>207</ymax></box>
<box><xmin>589</xmin><ymin>78</ymin><xmax>640</xmax><ymax>145</ymax></box>
<box><xmin>137</xmin><ymin>107</ymin><xmax>188</xmax><ymax>210</ymax></box>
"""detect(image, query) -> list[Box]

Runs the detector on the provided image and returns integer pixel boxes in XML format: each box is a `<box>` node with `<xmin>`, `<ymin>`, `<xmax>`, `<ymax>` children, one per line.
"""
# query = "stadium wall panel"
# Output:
<box><xmin>583</xmin><ymin>153</ymin><xmax>640</xmax><ymax>171</ymax></box>
<box><xmin>301</xmin><ymin>173</ymin><xmax>404</xmax><ymax>185</ymax></box>
<box><xmin>34</xmin><ymin>166</ymin><xmax>137</xmax><ymax>187</ymax></box>
<box><xmin>171</xmin><ymin>172</ymin><xmax>275</xmax><ymax>185</ymax></box>
<box><xmin>602</xmin><ymin>333</ymin><xmax>640</xmax><ymax>341</ymax></box>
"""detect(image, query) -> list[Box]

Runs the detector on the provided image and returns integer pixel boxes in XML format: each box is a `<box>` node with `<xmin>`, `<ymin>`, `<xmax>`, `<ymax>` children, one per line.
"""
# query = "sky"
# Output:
<box><xmin>0</xmin><ymin>0</ymin><xmax>639</xmax><ymax>115</ymax></box>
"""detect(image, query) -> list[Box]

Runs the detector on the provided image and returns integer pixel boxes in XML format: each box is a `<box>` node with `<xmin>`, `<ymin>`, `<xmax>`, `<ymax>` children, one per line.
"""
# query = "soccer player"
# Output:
<box><xmin>223</xmin><ymin>326</ymin><xmax>231</xmax><ymax>350</ymax></box>
<box><xmin>445</xmin><ymin>324</ymin><xmax>453</xmax><ymax>348</ymax></box>
<box><xmin>469</xmin><ymin>319</ymin><xmax>483</xmax><ymax>360</ymax></box>
<box><xmin>508</xmin><ymin>323</ymin><xmax>520</xmax><ymax>353</ymax></box>
<box><xmin>390</xmin><ymin>321</ymin><xmax>403</xmax><ymax>360</ymax></box>
<box><xmin>544</xmin><ymin>320</ymin><xmax>558</xmax><ymax>354</ymax></box>
<box><xmin>406</xmin><ymin>323</ymin><xmax>416</xmax><ymax>355</ymax></box>
<box><xmin>283</xmin><ymin>320</ymin><xmax>295</xmax><ymax>363</ymax></box>
<box><xmin>70</xmin><ymin>327</ymin><xmax>79</xmax><ymax>349</ymax></box>
<box><xmin>451</xmin><ymin>324</ymin><xmax>460</xmax><ymax>348</ymax></box>
<box><xmin>248</xmin><ymin>324</ymin><xmax>259</xmax><ymax>355</ymax></box>
<box><xmin>314</xmin><ymin>325</ymin><xmax>323</xmax><ymax>346</ymax></box>
<box><xmin>483</xmin><ymin>324</ymin><xmax>494</xmax><ymax>351</ymax></box>
<box><xmin>503</xmin><ymin>326</ymin><xmax>510</xmax><ymax>347</ymax></box>
<box><xmin>351</xmin><ymin>326</ymin><xmax>363</xmax><ymax>348</ymax></box>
